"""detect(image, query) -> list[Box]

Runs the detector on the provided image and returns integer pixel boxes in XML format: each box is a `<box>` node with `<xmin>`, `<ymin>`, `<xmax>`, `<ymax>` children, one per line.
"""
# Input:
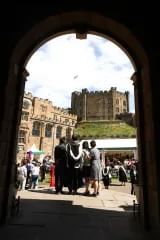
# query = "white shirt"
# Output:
<box><xmin>32</xmin><ymin>166</ymin><xmax>40</xmax><ymax>176</ymax></box>
<box><xmin>18</xmin><ymin>165</ymin><xmax>27</xmax><ymax>178</ymax></box>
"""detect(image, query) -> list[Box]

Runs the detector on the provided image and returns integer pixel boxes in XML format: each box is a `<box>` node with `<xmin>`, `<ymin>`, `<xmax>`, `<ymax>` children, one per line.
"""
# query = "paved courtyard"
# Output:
<box><xmin>0</xmin><ymin>183</ymin><xmax>151</xmax><ymax>240</ymax></box>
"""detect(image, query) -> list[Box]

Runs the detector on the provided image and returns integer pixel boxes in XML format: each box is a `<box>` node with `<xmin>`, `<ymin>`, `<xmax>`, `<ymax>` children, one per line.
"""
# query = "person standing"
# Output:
<box><xmin>130</xmin><ymin>164</ymin><xmax>137</xmax><ymax>194</ymax></box>
<box><xmin>102</xmin><ymin>160</ymin><xmax>112</xmax><ymax>189</ymax></box>
<box><xmin>54</xmin><ymin>137</ymin><xmax>68</xmax><ymax>194</ymax></box>
<box><xmin>81</xmin><ymin>141</ymin><xmax>91</xmax><ymax>195</ymax></box>
<box><xmin>17</xmin><ymin>161</ymin><xmax>27</xmax><ymax>191</ymax></box>
<box><xmin>40</xmin><ymin>159</ymin><xmax>47</xmax><ymax>182</ymax></box>
<box><xmin>82</xmin><ymin>141</ymin><xmax>91</xmax><ymax>196</ymax></box>
<box><xmin>89</xmin><ymin>140</ymin><xmax>102</xmax><ymax>196</ymax></box>
<box><xmin>25</xmin><ymin>159</ymin><xmax>34</xmax><ymax>189</ymax></box>
<box><xmin>67</xmin><ymin>135</ymin><xmax>83</xmax><ymax>194</ymax></box>
<box><xmin>31</xmin><ymin>162</ymin><xmax>40</xmax><ymax>189</ymax></box>
<box><xmin>118</xmin><ymin>162</ymin><xmax>128</xmax><ymax>186</ymax></box>
<box><xmin>49</xmin><ymin>162</ymin><xmax>55</xmax><ymax>188</ymax></box>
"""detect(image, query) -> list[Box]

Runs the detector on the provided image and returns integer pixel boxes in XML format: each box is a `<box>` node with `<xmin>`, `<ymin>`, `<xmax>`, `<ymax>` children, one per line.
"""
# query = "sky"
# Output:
<box><xmin>26</xmin><ymin>34</ymin><xmax>135</xmax><ymax>112</ymax></box>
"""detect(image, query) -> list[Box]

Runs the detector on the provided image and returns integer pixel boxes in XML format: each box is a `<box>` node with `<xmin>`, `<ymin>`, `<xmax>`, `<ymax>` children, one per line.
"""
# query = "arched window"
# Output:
<box><xmin>66</xmin><ymin>127</ymin><xmax>72</xmax><ymax>139</ymax></box>
<box><xmin>18</xmin><ymin>130</ymin><xmax>26</xmax><ymax>143</ymax></box>
<box><xmin>123</xmin><ymin>100</ymin><xmax>126</xmax><ymax>106</ymax></box>
<box><xmin>32</xmin><ymin>121</ymin><xmax>40</xmax><ymax>136</ymax></box>
<box><xmin>116</xmin><ymin>99</ymin><xmax>119</xmax><ymax>104</ymax></box>
<box><xmin>45</xmin><ymin>124</ymin><xmax>52</xmax><ymax>137</ymax></box>
<box><xmin>56</xmin><ymin>126</ymin><xmax>62</xmax><ymax>138</ymax></box>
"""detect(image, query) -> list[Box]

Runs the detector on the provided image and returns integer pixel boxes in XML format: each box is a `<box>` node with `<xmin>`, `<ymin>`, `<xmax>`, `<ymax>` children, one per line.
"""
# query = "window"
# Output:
<box><xmin>21</xmin><ymin>111</ymin><xmax>29</xmax><ymax>121</ymax></box>
<box><xmin>18</xmin><ymin>130</ymin><xmax>26</xmax><ymax>143</ymax></box>
<box><xmin>64</xmin><ymin>119</ymin><xmax>69</xmax><ymax>124</ymax></box>
<box><xmin>23</xmin><ymin>100</ymin><xmax>30</xmax><ymax>109</ymax></box>
<box><xmin>116</xmin><ymin>99</ymin><xmax>119</xmax><ymax>104</ymax></box>
<box><xmin>123</xmin><ymin>100</ymin><xmax>126</xmax><ymax>106</ymax></box>
<box><xmin>123</xmin><ymin>109</ymin><xmax>127</xmax><ymax>112</ymax></box>
<box><xmin>32</xmin><ymin>121</ymin><xmax>40</xmax><ymax>136</ymax></box>
<box><xmin>18</xmin><ymin>145</ymin><xmax>25</xmax><ymax>151</ymax></box>
<box><xmin>45</xmin><ymin>124</ymin><xmax>52</xmax><ymax>137</ymax></box>
<box><xmin>116</xmin><ymin>107</ymin><xmax>119</xmax><ymax>112</ymax></box>
<box><xmin>56</xmin><ymin>126</ymin><xmax>62</xmax><ymax>138</ymax></box>
<box><xmin>41</xmin><ymin>105</ymin><xmax>47</xmax><ymax>112</ymax></box>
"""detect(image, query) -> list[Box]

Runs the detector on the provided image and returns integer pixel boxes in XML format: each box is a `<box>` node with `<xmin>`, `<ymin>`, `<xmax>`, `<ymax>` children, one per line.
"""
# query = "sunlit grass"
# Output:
<box><xmin>74</xmin><ymin>121</ymin><xmax>136</xmax><ymax>138</ymax></box>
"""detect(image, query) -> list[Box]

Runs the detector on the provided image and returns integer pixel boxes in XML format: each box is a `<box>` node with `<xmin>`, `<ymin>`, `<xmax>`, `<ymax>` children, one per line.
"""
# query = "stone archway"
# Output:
<box><xmin>1</xmin><ymin>10</ymin><xmax>156</xmax><ymax>231</ymax></box>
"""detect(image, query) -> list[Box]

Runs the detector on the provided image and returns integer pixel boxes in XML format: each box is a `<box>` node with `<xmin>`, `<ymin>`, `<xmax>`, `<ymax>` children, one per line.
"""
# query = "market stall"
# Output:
<box><xmin>27</xmin><ymin>144</ymin><xmax>44</xmax><ymax>161</ymax></box>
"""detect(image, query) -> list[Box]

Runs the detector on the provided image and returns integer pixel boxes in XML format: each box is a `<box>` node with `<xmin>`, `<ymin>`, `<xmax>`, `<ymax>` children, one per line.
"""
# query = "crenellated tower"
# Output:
<box><xmin>71</xmin><ymin>87</ymin><xmax>129</xmax><ymax>121</ymax></box>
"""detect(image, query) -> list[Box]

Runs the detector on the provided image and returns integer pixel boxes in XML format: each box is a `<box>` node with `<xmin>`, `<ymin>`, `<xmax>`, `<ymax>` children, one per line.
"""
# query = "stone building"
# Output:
<box><xmin>116</xmin><ymin>112</ymin><xmax>136</xmax><ymax>127</ymax></box>
<box><xmin>17</xmin><ymin>92</ymin><xmax>77</xmax><ymax>162</ymax></box>
<box><xmin>71</xmin><ymin>87</ymin><xmax>129</xmax><ymax>121</ymax></box>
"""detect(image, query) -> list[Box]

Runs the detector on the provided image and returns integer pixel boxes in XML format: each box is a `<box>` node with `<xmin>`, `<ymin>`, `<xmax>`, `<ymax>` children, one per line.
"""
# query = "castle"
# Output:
<box><xmin>17</xmin><ymin>92</ymin><xmax>77</xmax><ymax>162</ymax></box>
<box><xmin>17</xmin><ymin>88</ymin><xmax>133</xmax><ymax>162</ymax></box>
<box><xmin>71</xmin><ymin>87</ymin><xmax>129</xmax><ymax>121</ymax></box>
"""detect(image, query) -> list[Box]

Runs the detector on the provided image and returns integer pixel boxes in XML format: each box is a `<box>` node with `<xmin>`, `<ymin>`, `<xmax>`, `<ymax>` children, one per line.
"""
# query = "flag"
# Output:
<box><xmin>73</xmin><ymin>75</ymin><xmax>78</xmax><ymax>79</ymax></box>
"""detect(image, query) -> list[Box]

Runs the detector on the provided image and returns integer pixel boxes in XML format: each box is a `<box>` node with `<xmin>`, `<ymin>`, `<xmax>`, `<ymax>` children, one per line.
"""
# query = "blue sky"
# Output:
<box><xmin>26</xmin><ymin>34</ymin><xmax>135</xmax><ymax>112</ymax></box>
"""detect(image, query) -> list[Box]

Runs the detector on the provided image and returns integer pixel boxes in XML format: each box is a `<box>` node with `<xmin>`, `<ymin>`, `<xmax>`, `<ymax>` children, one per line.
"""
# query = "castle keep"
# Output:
<box><xmin>71</xmin><ymin>87</ymin><xmax>129</xmax><ymax>121</ymax></box>
<box><xmin>17</xmin><ymin>92</ymin><xmax>77</xmax><ymax>162</ymax></box>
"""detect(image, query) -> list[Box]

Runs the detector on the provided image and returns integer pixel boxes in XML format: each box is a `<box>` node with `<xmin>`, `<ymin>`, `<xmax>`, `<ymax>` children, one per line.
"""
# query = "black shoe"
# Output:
<box><xmin>84</xmin><ymin>191</ymin><xmax>90</xmax><ymax>196</ymax></box>
<box><xmin>72</xmin><ymin>190</ymin><xmax>77</xmax><ymax>195</ymax></box>
<box><xmin>91</xmin><ymin>193</ymin><xmax>97</xmax><ymax>197</ymax></box>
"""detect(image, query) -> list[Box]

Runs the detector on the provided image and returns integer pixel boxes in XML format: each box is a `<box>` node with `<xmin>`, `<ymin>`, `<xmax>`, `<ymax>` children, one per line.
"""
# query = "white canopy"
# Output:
<box><xmin>80</xmin><ymin>138</ymin><xmax>137</xmax><ymax>151</ymax></box>
<box><xmin>27</xmin><ymin>144</ymin><xmax>44</xmax><ymax>154</ymax></box>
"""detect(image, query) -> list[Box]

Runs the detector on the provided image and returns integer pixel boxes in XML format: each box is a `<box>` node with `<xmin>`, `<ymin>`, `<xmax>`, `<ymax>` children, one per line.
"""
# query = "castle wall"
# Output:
<box><xmin>71</xmin><ymin>91</ymin><xmax>83</xmax><ymax>120</ymax></box>
<box><xmin>71</xmin><ymin>87</ymin><xmax>129</xmax><ymax>121</ymax></box>
<box><xmin>86</xmin><ymin>93</ymin><xmax>106</xmax><ymax>120</ymax></box>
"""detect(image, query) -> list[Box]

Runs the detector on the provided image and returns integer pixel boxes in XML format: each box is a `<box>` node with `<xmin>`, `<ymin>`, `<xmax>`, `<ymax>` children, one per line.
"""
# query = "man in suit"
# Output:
<box><xmin>54</xmin><ymin>137</ymin><xmax>68</xmax><ymax>194</ymax></box>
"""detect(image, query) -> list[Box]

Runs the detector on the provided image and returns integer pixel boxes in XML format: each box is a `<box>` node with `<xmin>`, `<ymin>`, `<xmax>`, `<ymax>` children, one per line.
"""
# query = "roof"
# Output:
<box><xmin>80</xmin><ymin>138</ymin><xmax>137</xmax><ymax>151</ymax></box>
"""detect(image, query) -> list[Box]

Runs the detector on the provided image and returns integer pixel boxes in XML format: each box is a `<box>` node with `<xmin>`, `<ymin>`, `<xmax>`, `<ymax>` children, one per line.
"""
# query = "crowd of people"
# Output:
<box><xmin>16</xmin><ymin>159</ymin><xmax>40</xmax><ymax>191</ymax></box>
<box><xmin>54</xmin><ymin>136</ymin><xmax>102</xmax><ymax>196</ymax></box>
<box><xmin>16</xmin><ymin>135</ymin><xmax>138</xmax><ymax>196</ymax></box>
<box><xmin>102</xmin><ymin>158</ymin><xmax>138</xmax><ymax>194</ymax></box>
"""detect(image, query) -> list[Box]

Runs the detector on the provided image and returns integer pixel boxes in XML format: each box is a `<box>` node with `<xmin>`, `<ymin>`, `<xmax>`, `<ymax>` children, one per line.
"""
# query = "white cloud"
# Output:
<box><xmin>26</xmin><ymin>34</ymin><xmax>135</xmax><ymax>112</ymax></box>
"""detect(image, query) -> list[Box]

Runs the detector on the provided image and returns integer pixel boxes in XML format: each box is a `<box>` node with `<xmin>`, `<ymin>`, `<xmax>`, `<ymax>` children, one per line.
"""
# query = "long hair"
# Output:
<box><xmin>82</xmin><ymin>141</ymin><xmax>89</xmax><ymax>150</ymax></box>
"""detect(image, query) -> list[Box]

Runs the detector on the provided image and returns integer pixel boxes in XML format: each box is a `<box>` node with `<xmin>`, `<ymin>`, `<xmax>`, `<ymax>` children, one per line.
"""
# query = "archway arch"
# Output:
<box><xmin>11</xmin><ymin>11</ymin><xmax>149</xmax><ymax>69</ymax></box>
<box><xmin>4</xmin><ymin>10</ymin><xmax>156</xmax><ymax>230</ymax></box>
